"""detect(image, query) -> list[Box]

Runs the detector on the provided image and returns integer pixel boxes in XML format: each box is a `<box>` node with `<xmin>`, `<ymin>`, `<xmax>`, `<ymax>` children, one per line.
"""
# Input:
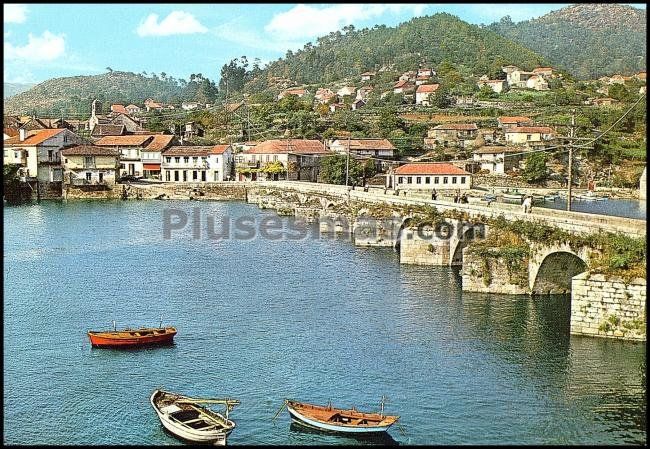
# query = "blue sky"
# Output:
<box><xmin>3</xmin><ymin>3</ymin><xmax>646</xmax><ymax>84</ymax></box>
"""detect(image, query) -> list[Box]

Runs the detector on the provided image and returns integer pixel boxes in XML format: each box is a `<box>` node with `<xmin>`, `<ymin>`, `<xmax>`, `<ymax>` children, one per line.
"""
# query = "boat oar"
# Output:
<box><xmin>397</xmin><ymin>421</ymin><xmax>407</xmax><ymax>437</ymax></box>
<box><xmin>271</xmin><ymin>400</ymin><xmax>288</xmax><ymax>423</ymax></box>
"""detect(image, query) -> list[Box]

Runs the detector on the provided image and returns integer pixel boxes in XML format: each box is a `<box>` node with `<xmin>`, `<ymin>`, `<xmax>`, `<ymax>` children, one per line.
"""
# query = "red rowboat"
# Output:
<box><xmin>88</xmin><ymin>326</ymin><xmax>177</xmax><ymax>348</ymax></box>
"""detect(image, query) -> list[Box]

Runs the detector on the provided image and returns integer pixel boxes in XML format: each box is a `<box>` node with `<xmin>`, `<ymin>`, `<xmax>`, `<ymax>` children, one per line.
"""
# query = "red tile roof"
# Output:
<box><xmin>506</xmin><ymin>126</ymin><xmax>555</xmax><ymax>134</ymax></box>
<box><xmin>111</xmin><ymin>104</ymin><xmax>129</xmax><ymax>115</ymax></box>
<box><xmin>395</xmin><ymin>163</ymin><xmax>470</xmax><ymax>175</ymax></box>
<box><xmin>243</xmin><ymin>139</ymin><xmax>330</xmax><ymax>155</ymax></box>
<box><xmin>61</xmin><ymin>145</ymin><xmax>119</xmax><ymax>156</ymax></box>
<box><xmin>91</xmin><ymin>124</ymin><xmax>125</xmax><ymax>137</ymax></box>
<box><xmin>3</xmin><ymin>127</ymin><xmax>19</xmax><ymax>137</ymax></box>
<box><xmin>94</xmin><ymin>135</ymin><xmax>154</xmax><ymax>146</ymax></box>
<box><xmin>3</xmin><ymin>128</ymin><xmax>66</xmax><ymax>146</ymax></box>
<box><xmin>416</xmin><ymin>84</ymin><xmax>440</xmax><ymax>93</ymax></box>
<box><xmin>144</xmin><ymin>134</ymin><xmax>175</xmax><ymax>151</ymax></box>
<box><xmin>394</xmin><ymin>80</ymin><xmax>409</xmax><ymax>88</ymax></box>
<box><xmin>162</xmin><ymin>145</ymin><xmax>229</xmax><ymax>156</ymax></box>
<box><xmin>533</xmin><ymin>67</ymin><xmax>553</xmax><ymax>73</ymax></box>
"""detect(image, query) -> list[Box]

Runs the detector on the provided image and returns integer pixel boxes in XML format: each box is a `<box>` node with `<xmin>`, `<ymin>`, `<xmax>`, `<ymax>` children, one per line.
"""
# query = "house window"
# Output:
<box><xmin>174</xmin><ymin>171</ymin><xmax>179</xmax><ymax>181</ymax></box>
<box><xmin>48</xmin><ymin>150</ymin><xmax>53</xmax><ymax>161</ymax></box>
<box><xmin>175</xmin><ymin>157</ymin><xmax>180</xmax><ymax>163</ymax></box>
<box><xmin>434</xmin><ymin>177</ymin><xmax>439</xmax><ymax>184</ymax></box>
<box><xmin>461</xmin><ymin>177</ymin><xmax>466</xmax><ymax>184</ymax></box>
<box><xmin>214</xmin><ymin>172</ymin><xmax>218</xmax><ymax>181</ymax></box>
<box><xmin>14</xmin><ymin>152</ymin><xmax>19</xmax><ymax>158</ymax></box>
<box><xmin>425</xmin><ymin>177</ymin><xmax>430</xmax><ymax>184</ymax></box>
<box><xmin>183</xmin><ymin>171</ymin><xmax>187</xmax><ymax>182</ymax></box>
<box><xmin>166</xmin><ymin>171</ymin><xmax>171</xmax><ymax>181</ymax></box>
<box><xmin>202</xmin><ymin>156</ymin><xmax>207</xmax><ymax>162</ymax></box>
<box><xmin>86</xmin><ymin>172</ymin><xmax>92</xmax><ymax>181</ymax></box>
<box><xmin>443</xmin><ymin>176</ymin><xmax>448</xmax><ymax>184</ymax></box>
<box><xmin>527</xmin><ymin>134</ymin><xmax>532</xmax><ymax>140</ymax></box>
<box><xmin>99</xmin><ymin>172</ymin><xmax>103</xmax><ymax>183</ymax></box>
<box><xmin>193</xmin><ymin>171</ymin><xmax>198</xmax><ymax>180</ymax></box>
<box><xmin>398</xmin><ymin>176</ymin><xmax>404</xmax><ymax>184</ymax></box>
<box><xmin>452</xmin><ymin>177</ymin><xmax>457</xmax><ymax>184</ymax></box>
<box><xmin>166</xmin><ymin>157</ymin><xmax>171</xmax><ymax>163</ymax></box>
<box><xmin>193</xmin><ymin>157</ymin><xmax>198</xmax><ymax>164</ymax></box>
<box><xmin>64</xmin><ymin>158</ymin><xmax>68</xmax><ymax>163</ymax></box>
<box><xmin>25</xmin><ymin>150</ymin><xmax>29</xmax><ymax>157</ymax></box>
<box><xmin>416</xmin><ymin>177</ymin><xmax>421</xmax><ymax>184</ymax></box>
<box><xmin>273</xmin><ymin>155</ymin><xmax>278</xmax><ymax>162</ymax></box>
<box><xmin>184</xmin><ymin>157</ymin><xmax>189</xmax><ymax>163</ymax></box>
<box><xmin>201</xmin><ymin>171</ymin><xmax>206</xmax><ymax>182</ymax></box>
<box><xmin>407</xmin><ymin>177</ymin><xmax>412</xmax><ymax>184</ymax></box>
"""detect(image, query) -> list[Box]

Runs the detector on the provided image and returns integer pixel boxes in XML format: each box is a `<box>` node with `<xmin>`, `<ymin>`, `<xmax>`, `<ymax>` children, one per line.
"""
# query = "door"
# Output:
<box><xmin>129</xmin><ymin>164</ymin><xmax>135</xmax><ymax>175</ymax></box>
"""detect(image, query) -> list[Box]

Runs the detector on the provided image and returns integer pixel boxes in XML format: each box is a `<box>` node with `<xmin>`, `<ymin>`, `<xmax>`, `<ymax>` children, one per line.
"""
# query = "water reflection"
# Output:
<box><xmin>288</xmin><ymin>422</ymin><xmax>400</xmax><ymax>446</ymax></box>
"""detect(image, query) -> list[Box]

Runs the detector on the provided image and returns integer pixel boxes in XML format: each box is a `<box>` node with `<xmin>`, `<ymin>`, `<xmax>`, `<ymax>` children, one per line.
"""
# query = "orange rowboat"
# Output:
<box><xmin>87</xmin><ymin>326</ymin><xmax>177</xmax><ymax>348</ymax></box>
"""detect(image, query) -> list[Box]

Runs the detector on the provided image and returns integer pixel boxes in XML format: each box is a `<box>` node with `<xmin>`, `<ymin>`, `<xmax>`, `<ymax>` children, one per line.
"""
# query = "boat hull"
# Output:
<box><xmin>287</xmin><ymin>404</ymin><xmax>394</xmax><ymax>434</ymax></box>
<box><xmin>88</xmin><ymin>327</ymin><xmax>176</xmax><ymax>348</ymax></box>
<box><xmin>150</xmin><ymin>390</ymin><xmax>234</xmax><ymax>446</ymax></box>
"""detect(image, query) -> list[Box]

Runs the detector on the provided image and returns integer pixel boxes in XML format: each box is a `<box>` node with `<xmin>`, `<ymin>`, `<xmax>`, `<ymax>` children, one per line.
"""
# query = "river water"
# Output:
<box><xmin>3</xmin><ymin>200</ymin><xmax>646</xmax><ymax>445</ymax></box>
<box><xmin>538</xmin><ymin>198</ymin><xmax>646</xmax><ymax>220</ymax></box>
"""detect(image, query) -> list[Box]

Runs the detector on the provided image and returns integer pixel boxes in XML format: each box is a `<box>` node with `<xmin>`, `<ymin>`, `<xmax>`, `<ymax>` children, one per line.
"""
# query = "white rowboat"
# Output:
<box><xmin>150</xmin><ymin>389</ymin><xmax>239</xmax><ymax>445</ymax></box>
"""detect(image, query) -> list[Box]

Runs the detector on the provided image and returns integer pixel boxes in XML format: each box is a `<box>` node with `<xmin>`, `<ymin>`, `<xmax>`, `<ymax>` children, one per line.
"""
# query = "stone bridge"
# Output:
<box><xmin>246</xmin><ymin>181</ymin><xmax>646</xmax><ymax>341</ymax></box>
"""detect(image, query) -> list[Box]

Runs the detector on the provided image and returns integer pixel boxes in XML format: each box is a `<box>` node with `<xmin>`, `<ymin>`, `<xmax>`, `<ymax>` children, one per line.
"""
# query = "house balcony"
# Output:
<box><xmin>236</xmin><ymin>161</ymin><xmax>261</xmax><ymax>169</ymax></box>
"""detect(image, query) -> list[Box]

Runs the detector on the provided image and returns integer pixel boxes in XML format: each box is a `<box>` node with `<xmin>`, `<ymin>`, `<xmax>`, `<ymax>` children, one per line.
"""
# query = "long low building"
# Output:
<box><xmin>161</xmin><ymin>145</ymin><xmax>233</xmax><ymax>182</ymax></box>
<box><xmin>387</xmin><ymin>163</ymin><xmax>472</xmax><ymax>190</ymax></box>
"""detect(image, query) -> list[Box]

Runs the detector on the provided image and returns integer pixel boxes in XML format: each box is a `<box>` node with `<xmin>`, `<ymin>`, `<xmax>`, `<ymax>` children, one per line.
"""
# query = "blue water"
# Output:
<box><xmin>3</xmin><ymin>200</ymin><xmax>646</xmax><ymax>445</ymax></box>
<box><xmin>539</xmin><ymin>198</ymin><xmax>646</xmax><ymax>220</ymax></box>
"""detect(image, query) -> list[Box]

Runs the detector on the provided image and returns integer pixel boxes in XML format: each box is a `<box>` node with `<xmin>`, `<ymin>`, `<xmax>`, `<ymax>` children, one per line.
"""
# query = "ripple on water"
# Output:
<box><xmin>3</xmin><ymin>200</ymin><xmax>646</xmax><ymax>445</ymax></box>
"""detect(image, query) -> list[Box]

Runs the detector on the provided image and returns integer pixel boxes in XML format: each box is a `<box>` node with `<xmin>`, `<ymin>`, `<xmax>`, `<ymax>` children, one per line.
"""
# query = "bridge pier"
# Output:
<box><xmin>570</xmin><ymin>272</ymin><xmax>646</xmax><ymax>340</ymax></box>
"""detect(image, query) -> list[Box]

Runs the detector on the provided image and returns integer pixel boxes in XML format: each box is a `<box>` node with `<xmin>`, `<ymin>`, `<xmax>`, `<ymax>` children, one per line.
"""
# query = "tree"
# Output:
<box><xmin>319</xmin><ymin>154</ymin><xmax>363</xmax><ymax>185</ymax></box>
<box><xmin>106</xmin><ymin>67</ymin><xmax>113</xmax><ymax>72</ymax></box>
<box><xmin>522</xmin><ymin>152</ymin><xmax>548</xmax><ymax>183</ymax></box>
<box><xmin>432</xmin><ymin>84</ymin><xmax>452</xmax><ymax>108</ymax></box>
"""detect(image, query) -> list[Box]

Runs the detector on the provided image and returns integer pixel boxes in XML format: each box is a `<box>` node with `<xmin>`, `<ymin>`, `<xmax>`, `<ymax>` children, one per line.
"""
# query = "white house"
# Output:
<box><xmin>387</xmin><ymin>163</ymin><xmax>472</xmax><ymax>190</ymax></box>
<box><xmin>472</xmin><ymin>146</ymin><xmax>524</xmax><ymax>174</ymax></box>
<box><xmin>526</xmin><ymin>75</ymin><xmax>549</xmax><ymax>91</ymax></box>
<box><xmin>328</xmin><ymin>138</ymin><xmax>396</xmax><ymax>159</ymax></box>
<box><xmin>94</xmin><ymin>134</ymin><xmax>155</xmax><ymax>177</ymax></box>
<box><xmin>504</xmin><ymin>126</ymin><xmax>555</xmax><ymax>145</ymax></box>
<box><xmin>415</xmin><ymin>84</ymin><xmax>440</xmax><ymax>106</ymax></box>
<box><xmin>125</xmin><ymin>104</ymin><xmax>141</xmax><ymax>115</ymax></box>
<box><xmin>477</xmin><ymin>78</ymin><xmax>506</xmax><ymax>93</ymax></box>
<box><xmin>336</xmin><ymin>86</ymin><xmax>356</xmax><ymax>97</ymax></box>
<box><xmin>3</xmin><ymin>128</ymin><xmax>87</xmax><ymax>181</ymax></box>
<box><xmin>161</xmin><ymin>145</ymin><xmax>233</xmax><ymax>182</ymax></box>
<box><xmin>235</xmin><ymin>139</ymin><xmax>331</xmax><ymax>182</ymax></box>
<box><xmin>360</xmin><ymin>71</ymin><xmax>376</xmax><ymax>81</ymax></box>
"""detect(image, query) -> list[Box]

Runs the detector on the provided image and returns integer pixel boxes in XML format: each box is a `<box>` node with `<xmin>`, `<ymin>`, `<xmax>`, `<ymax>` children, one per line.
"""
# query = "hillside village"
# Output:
<box><xmin>3</xmin><ymin>58</ymin><xmax>647</xmax><ymax>202</ymax></box>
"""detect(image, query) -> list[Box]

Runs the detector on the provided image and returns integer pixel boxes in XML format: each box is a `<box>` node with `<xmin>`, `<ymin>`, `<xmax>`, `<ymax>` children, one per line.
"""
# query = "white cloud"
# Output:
<box><xmin>4</xmin><ymin>31</ymin><xmax>65</xmax><ymax>61</ymax></box>
<box><xmin>265</xmin><ymin>4</ymin><xmax>428</xmax><ymax>39</ymax></box>
<box><xmin>214</xmin><ymin>21</ymin><xmax>304</xmax><ymax>53</ymax></box>
<box><xmin>4</xmin><ymin>4</ymin><xmax>27</xmax><ymax>23</ymax></box>
<box><xmin>137</xmin><ymin>11</ymin><xmax>208</xmax><ymax>37</ymax></box>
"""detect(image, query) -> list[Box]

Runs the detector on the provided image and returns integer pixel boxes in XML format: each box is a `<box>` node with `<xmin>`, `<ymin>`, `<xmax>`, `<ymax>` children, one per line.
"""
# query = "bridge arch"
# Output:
<box><xmin>530</xmin><ymin>250</ymin><xmax>588</xmax><ymax>295</ymax></box>
<box><xmin>450</xmin><ymin>223</ymin><xmax>485</xmax><ymax>266</ymax></box>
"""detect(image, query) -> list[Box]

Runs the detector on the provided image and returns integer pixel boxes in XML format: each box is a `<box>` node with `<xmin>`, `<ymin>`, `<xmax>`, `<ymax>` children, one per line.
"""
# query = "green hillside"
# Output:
<box><xmin>3</xmin><ymin>71</ymin><xmax>218</xmax><ymax>116</ymax></box>
<box><xmin>240</xmin><ymin>13</ymin><xmax>549</xmax><ymax>92</ymax></box>
<box><xmin>487</xmin><ymin>3</ymin><xmax>646</xmax><ymax>79</ymax></box>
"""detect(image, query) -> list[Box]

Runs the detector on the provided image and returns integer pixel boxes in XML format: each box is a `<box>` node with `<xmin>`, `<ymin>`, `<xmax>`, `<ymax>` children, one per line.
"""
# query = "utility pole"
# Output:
<box><xmin>567</xmin><ymin>109</ymin><xmax>575</xmax><ymax>211</ymax></box>
<box><xmin>345</xmin><ymin>133</ymin><xmax>351</xmax><ymax>186</ymax></box>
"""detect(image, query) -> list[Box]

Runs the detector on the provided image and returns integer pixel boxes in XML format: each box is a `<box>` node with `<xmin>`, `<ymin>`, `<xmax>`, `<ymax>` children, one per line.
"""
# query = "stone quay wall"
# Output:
<box><xmin>570</xmin><ymin>272</ymin><xmax>646</xmax><ymax>341</ymax></box>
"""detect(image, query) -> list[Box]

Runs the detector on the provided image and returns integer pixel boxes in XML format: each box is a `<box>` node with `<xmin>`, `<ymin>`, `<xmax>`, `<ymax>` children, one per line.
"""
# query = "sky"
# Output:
<box><xmin>3</xmin><ymin>3</ymin><xmax>647</xmax><ymax>84</ymax></box>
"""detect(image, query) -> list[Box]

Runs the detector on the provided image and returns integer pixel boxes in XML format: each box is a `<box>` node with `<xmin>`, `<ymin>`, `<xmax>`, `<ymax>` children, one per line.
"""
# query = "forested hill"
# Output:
<box><xmin>243</xmin><ymin>13</ymin><xmax>548</xmax><ymax>90</ymax></box>
<box><xmin>3</xmin><ymin>71</ymin><xmax>218</xmax><ymax>116</ymax></box>
<box><xmin>488</xmin><ymin>3</ymin><xmax>646</xmax><ymax>79</ymax></box>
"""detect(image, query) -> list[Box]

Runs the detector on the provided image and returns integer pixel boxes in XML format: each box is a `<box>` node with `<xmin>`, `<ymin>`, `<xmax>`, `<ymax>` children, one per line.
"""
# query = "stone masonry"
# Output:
<box><xmin>571</xmin><ymin>271</ymin><xmax>646</xmax><ymax>341</ymax></box>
